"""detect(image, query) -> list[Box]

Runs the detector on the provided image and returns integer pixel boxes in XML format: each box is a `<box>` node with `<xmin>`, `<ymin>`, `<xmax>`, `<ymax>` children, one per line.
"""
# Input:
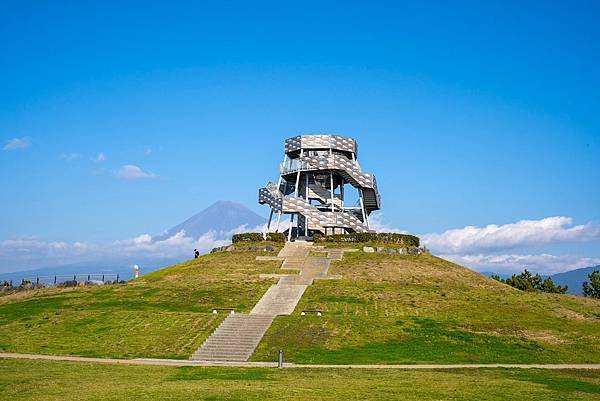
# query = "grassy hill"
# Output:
<box><xmin>252</xmin><ymin>250</ymin><xmax>600</xmax><ymax>364</ymax></box>
<box><xmin>1</xmin><ymin>242</ymin><xmax>600</xmax><ymax>364</ymax></box>
<box><xmin>0</xmin><ymin>246</ymin><xmax>285</xmax><ymax>359</ymax></box>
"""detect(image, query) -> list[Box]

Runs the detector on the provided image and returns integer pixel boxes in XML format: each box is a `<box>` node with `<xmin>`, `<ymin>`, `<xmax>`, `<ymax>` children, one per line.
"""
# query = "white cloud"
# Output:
<box><xmin>59</xmin><ymin>153</ymin><xmax>81</xmax><ymax>161</ymax></box>
<box><xmin>0</xmin><ymin>231</ymin><xmax>229</xmax><ymax>273</ymax></box>
<box><xmin>442</xmin><ymin>253</ymin><xmax>600</xmax><ymax>275</ymax></box>
<box><xmin>357</xmin><ymin>214</ymin><xmax>600</xmax><ymax>274</ymax></box>
<box><xmin>368</xmin><ymin>212</ymin><xmax>408</xmax><ymax>233</ymax></box>
<box><xmin>112</xmin><ymin>230</ymin><xmax>230</xmax><ymax>259</ymax></box>
<box><xmin>3</xmin><ymin>137</ymin><xmax>30</xmax><ymax>151</ymax></box>
<box><xmin>115</xmin><ymin>164</ymin><xmax>156</xmax><ymax>180</ymax></box>
<box><xmin>421</xmin><ymin>216</ymin><xmax>600</xmax><ymax>254</ymax></box>
<box><xmin>95</xmin><ymin>152</ymin><xmax>106</xmax><ymax>162</ymax></box>
<box><xmin>0</xmin><ymin>237</ymin><xmax>96</xmax><ymax>270</ymax></box>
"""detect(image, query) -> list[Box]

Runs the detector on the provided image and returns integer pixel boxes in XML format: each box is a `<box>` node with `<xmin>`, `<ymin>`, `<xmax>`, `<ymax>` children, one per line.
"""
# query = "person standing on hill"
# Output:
<box><xmin>194</xmin><ymin>249</ymin><xmax>200</xmax><ymax>259</ymax></box>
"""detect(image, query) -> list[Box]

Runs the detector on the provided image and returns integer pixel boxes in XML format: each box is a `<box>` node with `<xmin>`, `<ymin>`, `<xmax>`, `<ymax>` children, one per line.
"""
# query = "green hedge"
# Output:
<box><xmin>265</xmin><ymin>233</ymin><xmax>286</xmax><ymax>243</ymax></box>
<box><xmin>231</xmin><ymin>232</ymin><xmax>286</xmax><ymax>243</ymax></box>
<box><xmin>313</xmin><ymin>232</ymin><xmax>419</xmax><ymax>247</ymax></box>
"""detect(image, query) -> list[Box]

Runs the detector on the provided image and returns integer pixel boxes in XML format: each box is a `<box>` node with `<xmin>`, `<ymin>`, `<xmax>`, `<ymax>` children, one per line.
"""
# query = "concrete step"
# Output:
<box><xmin>205</xmin><ymin>335</ymin><xmax>262</xmax><ymax>342</ymax></box>
<box><xmin>199</xmin><ymin>345</ymin><xmax>258</xmax><ymax>351</ymax></box>
<box><xmin>190</xmin><ymin>313</ymin><xmax>274</xmax><ymax>361</ymax></box>
<box><xmin>206</xmin><ymin>332</ymin><xmax>262</xmax><ymax>344</ymax></box>
<box><xmin>212</xmin><ymin>326</ymin><xmax>271</xmax><ymax>332</ymax></box>
<box><xmin>250</xmin><ymin>284</ymin><xmax>307</xmax><ymax>315</ymax></box>
<box><xmin>213</xmin><ymin>324</ymin><xmax>272</xmax><ymax>329</ymax></box>
<box><xmin>193</xmin><ymin>354</ymin><xmax>253</xmax><ymax>360</ymax></box>
<box><xmin>194</xmin><ymin>355</ymin><xmax>250</xmax><ymax>360</ymax></box>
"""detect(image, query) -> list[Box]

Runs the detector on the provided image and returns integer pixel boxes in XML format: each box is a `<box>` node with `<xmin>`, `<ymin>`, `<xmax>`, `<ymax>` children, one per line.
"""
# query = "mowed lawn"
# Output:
<box><xmin>1</xmin><ymin>359</ymin><xmax>599</xmax><ymax>401</ymax></box>
<box><xmin>0</xmin><ymin>247</ymin><xmax>283</xmax><ymax>359</ymax></box>
<box><xmin>253</xmin><ymin>250</ymin><xmax>600</xmax><ymax>364</ymax></box>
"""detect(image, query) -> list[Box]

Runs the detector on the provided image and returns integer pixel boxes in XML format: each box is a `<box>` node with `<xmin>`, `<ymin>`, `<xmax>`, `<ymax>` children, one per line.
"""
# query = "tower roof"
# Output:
<box><xmin>284</xmin><ymin>134</ymin><xmax>357</xmax><ymax>156</ymax></box>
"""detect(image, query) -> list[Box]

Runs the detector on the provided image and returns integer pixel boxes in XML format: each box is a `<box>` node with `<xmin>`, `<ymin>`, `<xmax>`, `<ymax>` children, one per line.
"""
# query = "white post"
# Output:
<box><xmin>305</xmin><ymin>174</ymin><xmax>310</xmax><ymax>236</ymax></box>
<box><xmin>288</xmin><ymin>214</ymin><xmax>294</xmax><ymax>241</ymax></box>
<box><xmin>294</xmin><ymin>150</ymin><xmax>303</xmax><ymax>197</ymax></box>
<box><xmin>359</xmin><ymin>189</ymin><xmax>368</xmax><ymax>230</ymax></box>
<box><xmin>330</xmin><ymin>171</ymin><xmax>336</xmax><ymax>234</ymax></box>
<box><xmin>266</xmin><ymin>209</ymin><xmax>274</xmax><ymax>235</ymax></box>
<box><xmin>275</xmin><ymin>211</ymin><xmax>282</xmax><ymax>232</ymax></box>
<box><xmin>289</xmin><ymin>151</ymin><xmax>303</xmax><ymax>240</ymax></box>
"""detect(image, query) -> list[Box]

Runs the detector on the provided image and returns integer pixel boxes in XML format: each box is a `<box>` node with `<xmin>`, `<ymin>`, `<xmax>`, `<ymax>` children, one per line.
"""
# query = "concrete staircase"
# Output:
<box><xmin>327</xmin><ymin>249</ymin><xmax>344</xmax><ymax>260</ymax></box>
<box><xmin>191</xmin><ymin>241</ymin><xmax>343</xmax><ymax>362</ymax></box>
<box><xmin>191</xmin><ymin>314</ymin><xmax>274</xmax><ymax>361</ymax></box>
<box><xmin>282</xmin><ymin>257</ymin><xmax>305</xmax><ymax>270</ymax></box>
<box><xmin>250</xmin><ymin>284</ymin><xmax>307</xmax><ymax>315</ymax></box>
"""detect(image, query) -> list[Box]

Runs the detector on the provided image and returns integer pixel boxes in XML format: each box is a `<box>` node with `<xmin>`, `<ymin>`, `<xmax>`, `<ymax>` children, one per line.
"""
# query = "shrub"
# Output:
<box><xmin>583</xmin><ymin>270</ymin><xmax>600</xmax><ymax>299</ymax></box>
<box><xmin>232</xmin><ymin>233</ymin><xmax>263</xmax><ymax>243</ymax></box>
<box><xmin>265</xmin><ymin>232</ymin><xmax>286</xmax><ymax>243</ymax></box>
<box><xmin>313</xmin><ymin>232</ymin><xmax>420</xmax><ymax>247</ymax></box>
<box><xmin>232</xmin><ymin>232</ymin><xmax>286</xmax><ymax>243</ymax></box>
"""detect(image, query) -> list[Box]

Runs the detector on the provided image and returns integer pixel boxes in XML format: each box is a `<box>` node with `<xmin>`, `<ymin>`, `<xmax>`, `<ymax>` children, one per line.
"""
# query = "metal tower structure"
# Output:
<box><xmin>259</xmin><ymin>134</ymin><xmax>381</xmax><ymax>240</ymax></box>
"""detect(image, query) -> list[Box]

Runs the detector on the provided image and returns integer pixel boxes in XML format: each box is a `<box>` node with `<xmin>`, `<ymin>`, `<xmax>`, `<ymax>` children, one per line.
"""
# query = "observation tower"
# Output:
<box><xmin>258</xmin><ymin>134</ymin><xmax>381</xmax><ymax>240</ymax></box>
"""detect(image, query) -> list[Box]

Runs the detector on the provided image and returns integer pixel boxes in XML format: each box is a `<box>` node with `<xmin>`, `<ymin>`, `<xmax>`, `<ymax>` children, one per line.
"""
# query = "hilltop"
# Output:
<box><xmin>1</xmin><ymin>241</ymin><xmax>599</xmax><ymax>364</ymax></box>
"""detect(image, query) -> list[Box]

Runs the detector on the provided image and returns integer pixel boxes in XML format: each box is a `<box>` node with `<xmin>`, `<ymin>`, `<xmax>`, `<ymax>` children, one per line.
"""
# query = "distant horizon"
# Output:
<box><xmin>0</xmin><ymin>198</ymin><xmax>597</xmax><ymax>278</ymax></box>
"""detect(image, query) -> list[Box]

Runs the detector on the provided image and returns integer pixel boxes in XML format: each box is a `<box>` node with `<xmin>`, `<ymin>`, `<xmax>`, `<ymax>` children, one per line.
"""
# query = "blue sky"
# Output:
<box><xmin>1</xmin><ymin>1</ymin><xmax>599</xmax><ymax>274</ymax></box>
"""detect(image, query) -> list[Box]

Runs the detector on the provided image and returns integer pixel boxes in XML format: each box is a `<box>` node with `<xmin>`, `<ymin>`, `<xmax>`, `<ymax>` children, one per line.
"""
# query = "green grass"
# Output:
<box><xmin>0</xmin><ymin>360</ymin><xmax>600</xmax><ymax>401</ymax></box>
<box><xmin>252</xmin><ymin>251</ymin><xmax>600</xmax><ymax>364</ymax></box>
<box><xmin>0</xmin><ymin>248</ymin><xmax>283</xmax><ymax>359</ymax></box>
<box><xmin>1</xmin><ymin>244</ymin><xmax>600</xmax><ymax>364</ymax></box>
<box><xmin>1</xmin><ymin>359</ymin><xmax>599</xmax><ymax>400</ymax></box>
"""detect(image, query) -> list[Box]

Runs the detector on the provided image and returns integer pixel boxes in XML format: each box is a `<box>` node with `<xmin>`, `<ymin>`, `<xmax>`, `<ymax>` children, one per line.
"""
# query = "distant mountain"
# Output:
<box><xmin>480</xmin><ymin>272</ymin><xmax>511</xmax><ymax>280</ymax></box>
<box><xmin>1</xmin><ymin>201</ymin><xmax>266</xmax><ymax>280</ymax></box>
<box><xmin>155</xmin><ymin>200</ymin><xmax>266</xmax><ymax>240</ymax></box>
<box><xmin>481</xmin><ymin>267</ymin><xmax>599</xmax><ymax>296</ymax></box>
<box><xmin>550</xmin><ymin>265</ymin><xmax>600</xmax><ymax>295</ymax></box>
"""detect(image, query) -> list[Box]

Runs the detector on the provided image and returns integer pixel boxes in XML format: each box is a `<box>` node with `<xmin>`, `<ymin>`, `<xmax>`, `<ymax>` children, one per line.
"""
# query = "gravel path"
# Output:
<box><xmin>2</xmin><ymin>352</ymin><xmax>599</xmax><ymax>369</ymax></box>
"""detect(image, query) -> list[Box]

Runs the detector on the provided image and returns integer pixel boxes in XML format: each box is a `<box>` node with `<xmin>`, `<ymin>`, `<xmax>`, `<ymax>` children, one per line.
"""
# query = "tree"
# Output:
<box><xmin>505</xmin><ymin>269</ymin><xmax>539</xmax><ymax>292</ymax></box>
<box><xmin>499</xmin><ymin>269</ymin><xmax>567</xmax><ymax>294</ymax></box>
<box><xmin>541</xmin><ymin>277</ymin><xmax>567</xmax><ymax>294</ymax></box>
<box><xmin>490</xmin><ymin>274</ymin><xmax>502</xmax><ymax>282</ymax></box>
<box><xmin>583</xmin><ymin>270</ymin><xmax>600</xmax><ymax>299</ymax></box>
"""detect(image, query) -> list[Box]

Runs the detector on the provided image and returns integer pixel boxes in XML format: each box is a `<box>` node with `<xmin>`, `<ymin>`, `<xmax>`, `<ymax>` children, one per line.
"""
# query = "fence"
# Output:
<box><xmin>2</xmin><ymin>273</ymin><xmax>122</xmax><ymax>288</ymax></box>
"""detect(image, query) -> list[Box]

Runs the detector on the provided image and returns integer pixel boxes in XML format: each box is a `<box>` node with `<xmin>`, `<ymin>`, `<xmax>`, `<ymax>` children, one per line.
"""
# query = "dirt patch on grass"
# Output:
<box><xmin>331</xmin><ymin>253</ymin><xmax>509</xmax><ymax>292</ymax></box>
<box><xmin>554</xmin><ymin>307</ymin><xmax>594</xmax><ymax>321</ymax></box>
<box><xmin>161</xmin><ymin>275</ymin><xmax>182</xmax><ymax>282</ymax></box>
<box><xmin>460</xmin><ymin>325</ymin><xmax>566</xmax><ymax>345</ymax></box>
<box><xmin>0</xmin><ymin>287</ymin><xmax>74</xmax><ymax>305</ymax></box>
<box><xmin>519</xmin><ymin>330</ymin><xmax>565</xmax><ymax>345</ymax></box>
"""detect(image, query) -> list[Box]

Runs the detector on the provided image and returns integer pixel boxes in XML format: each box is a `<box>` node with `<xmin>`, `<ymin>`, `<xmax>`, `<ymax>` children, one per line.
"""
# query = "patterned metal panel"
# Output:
<box><xmin>285</xmin><ymin>135</ymin><xmax>357</xmax><ymax>155</ymax></box>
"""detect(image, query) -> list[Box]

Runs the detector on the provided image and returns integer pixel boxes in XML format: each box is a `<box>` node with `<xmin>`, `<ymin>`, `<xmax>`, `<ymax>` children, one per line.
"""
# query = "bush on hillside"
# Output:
<box><xmin>232</xmin><ymin>232</ymin><xmax>286</xmax><ymax>243</ymax></box>
<box><xmin>492</xmin><ymin>269</ymin><xmax>567</xmax><ymax>294</ymax></box>
<box><xmin>232</xmin><ymin>233</ymin><xmax>263</xmax><ymax>243</ymax></box>
<box><xmin>583</xmin><ymin>270</ymin><xmax>600</xmax><ymax>299</ymax></box>
<box><xmin>313</xmin><ymin>232</ymin><xmax>419</xmax><ymax>247</ymax></box>
<box><xmin>265</xmin><ymin>232</ymin><xmax>286</xmax><ymax>243</ymax></box>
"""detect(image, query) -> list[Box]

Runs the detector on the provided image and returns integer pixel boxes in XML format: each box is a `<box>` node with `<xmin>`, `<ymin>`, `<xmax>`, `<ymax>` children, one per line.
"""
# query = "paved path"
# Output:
<box><xmin>2</xmin><ymin>353</ymin><xmax>599</xmax><ymax>370</ymax></box>
<box><xmin>192</xmin><ymin>242</ymin><xmax>338</xmax><ymax>362</ymax></box>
